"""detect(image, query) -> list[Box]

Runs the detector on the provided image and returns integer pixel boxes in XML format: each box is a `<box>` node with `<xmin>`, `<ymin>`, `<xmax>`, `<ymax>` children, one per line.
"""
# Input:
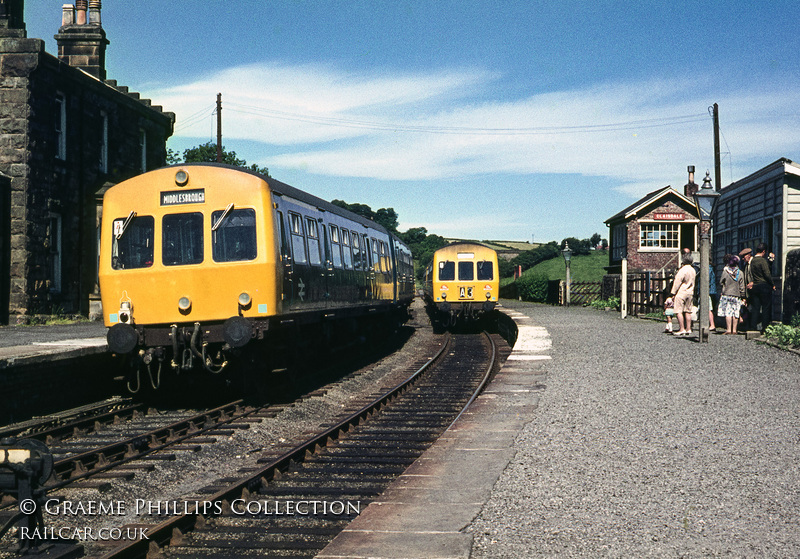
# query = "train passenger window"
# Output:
<box><xmin>458</xmin><ymin>261</ymin><xmax>474</xmax><ymax>281</ymax></box>
<box><xmin>289</xmin><ymin>213</ymin><xmax>307</xmax><ymax>264</ymax></box>
<box><xmin>330</xmin><ymin>225</ymin><xmax>342</xmax><ymax>268</ymax></box>
<box><xmin>111</xmin><ymin>215</ymin><xmax>154</xmax><ymax>269</ymax></box>
<box><xmin>477</xmin><ymin>260</ymin><xmax>494</xmax><ymax>280</ymax></box>
<box><xmin>352</xmin><ymin>234</ymin><xmax>362</xmax><ymax>270</ymax></box>
<box><xmin>211</xmin><ymin>208</ymin><xmax>257</xmax><ymax>262</ymax></box>
<box><xmin>305</xmin><ymin>217</ymin><xmax>321</xmax><ymax>266</ymax></box>
<box><xmin>438</xmin><ymin>261</ymin><xmax>455</xmax><ymax>281</ymax></box>
<box><xmin>341</xmin><ymin>229</ymin><xmax>352</xmax><ymax>269</ymax></box>
<box><xmin>372</xmin><ymin>238</ymin><xmax>381</xmax><ymax>272</ymax></box>
<box><xmin>162</xmin><ymin>213</ymin><xmax>204</xmax><ymax>266</ymax></box>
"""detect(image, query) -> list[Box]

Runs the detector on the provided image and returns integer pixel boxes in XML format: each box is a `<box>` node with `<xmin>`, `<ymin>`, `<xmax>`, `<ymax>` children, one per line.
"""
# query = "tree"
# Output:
<box><xmin>167</xmin><ymin>141</ymin><xmax>270</xmax><ymax>176</ymax></box>
<box><xmin>331</xmin><ymin>200</ymin><xmax>399</xmax><ymax>234</ymax></box>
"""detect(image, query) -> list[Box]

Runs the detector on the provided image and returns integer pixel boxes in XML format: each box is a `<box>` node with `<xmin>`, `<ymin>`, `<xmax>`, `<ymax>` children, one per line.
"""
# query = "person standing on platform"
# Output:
<box><xmin>666</xmin><ymin>253</ymin><xmax>696</xmax><ymax>337</ymax></box>
<box><xmin>718</xmin><ymin>254</ymin><xmax>745</xmax><ymax>335</ymax></box>
<box><xmin>747</xmin><ymin>243</ymin><xmax>776</xmax><ymax>333</ymax></box>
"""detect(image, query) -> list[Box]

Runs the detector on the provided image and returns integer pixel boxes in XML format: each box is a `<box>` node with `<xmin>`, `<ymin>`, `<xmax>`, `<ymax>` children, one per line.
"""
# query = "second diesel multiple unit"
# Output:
<box><xmin>99</xmin><ymin>163</ymin><xmax>414</xmax><ymax>390</ymax></box>
<box><xmin>423</xmin><ymin>242</ymin><xmax>499</xmax><ymax>325</ymax></box>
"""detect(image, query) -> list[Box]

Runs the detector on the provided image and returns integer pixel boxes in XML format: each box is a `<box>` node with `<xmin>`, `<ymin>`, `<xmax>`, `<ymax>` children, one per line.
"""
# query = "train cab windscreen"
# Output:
<box><xmin>458</xmin><ymin>261</ymin><xmax>474</xmax><ymax>281</ymax></box>
<box><xmin>477</xmin><ymin>260</ymin><xmax>494</xmax><ymax>280</ymax></box>
<box><xmin>162</xmin><ymin>213</ymin><xmax>204</xmax><ymax>266</ymax></box>
<box><xmin>439</xmin><ymin>261</ymin><xmax>455</xmax><ymax>281</ymax></box>
<box><xmin>112</xmin><ymin>214</ymin><xmax>154</xmax><ymax>270</ymax></box>
<box><xmin>212</xmin><ymin>208</ymin><xmax>257</xmax><ymax>262</ymax></box>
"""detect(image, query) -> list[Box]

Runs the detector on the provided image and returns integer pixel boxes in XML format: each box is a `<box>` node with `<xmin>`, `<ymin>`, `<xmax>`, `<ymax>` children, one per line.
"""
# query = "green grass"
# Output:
<box><xmin>521</xmin><ymin>250</ymin><xmax>608</xmax><ymax>282</ymax></box>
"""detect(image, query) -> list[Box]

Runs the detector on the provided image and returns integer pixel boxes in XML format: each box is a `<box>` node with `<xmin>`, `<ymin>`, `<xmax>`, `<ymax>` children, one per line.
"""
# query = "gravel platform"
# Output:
<box><xmin>468</xmin><ymin>301</ymin><xmax>800</xmax><ymax>558</ymax></box>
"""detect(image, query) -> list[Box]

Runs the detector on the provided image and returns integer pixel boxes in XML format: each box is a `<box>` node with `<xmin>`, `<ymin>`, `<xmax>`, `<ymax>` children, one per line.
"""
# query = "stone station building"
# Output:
<box><xmin>0</xmin><ymin>0</ymin><xmax>174</xmax><ymax>323</ymax></box>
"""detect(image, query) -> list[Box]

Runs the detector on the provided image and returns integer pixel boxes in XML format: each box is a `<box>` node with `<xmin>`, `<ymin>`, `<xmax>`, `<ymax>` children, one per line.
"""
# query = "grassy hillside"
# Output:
<box><xmin>520</xmin><ymin>250</ymin><xmax>608</xmax><ymax>282</ymax></box>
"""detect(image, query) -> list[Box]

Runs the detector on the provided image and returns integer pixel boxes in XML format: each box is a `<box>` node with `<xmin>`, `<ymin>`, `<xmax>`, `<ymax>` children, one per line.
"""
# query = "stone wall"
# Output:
<box><xmin>0</xmin><ymin>36</ymin><xmax>174</xmax><ymax>321</ymax></box>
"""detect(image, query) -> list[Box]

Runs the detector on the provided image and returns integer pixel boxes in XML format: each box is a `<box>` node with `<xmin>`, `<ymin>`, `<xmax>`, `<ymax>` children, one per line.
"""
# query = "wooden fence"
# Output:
<box><xmin>556</xmin><ymin>273</ymin><xmax>671</xmax><ymax>315</ymax></box>
<box><xmin>560</xmin><ymin>280</ymin><xmax>603</xmax><ymax>306</ymax></box>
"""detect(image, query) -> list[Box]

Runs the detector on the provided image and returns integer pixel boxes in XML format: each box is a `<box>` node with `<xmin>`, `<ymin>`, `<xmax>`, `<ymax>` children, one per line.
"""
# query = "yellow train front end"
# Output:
<box><xmin>424</xmin><ymin>242</ymin><xmax>499</xmax><ymax>326</ymax></box>
<box><xmin>98</xmin><ymin>165</ymin><xmax>281</xmax><ymax>384</ymax></box>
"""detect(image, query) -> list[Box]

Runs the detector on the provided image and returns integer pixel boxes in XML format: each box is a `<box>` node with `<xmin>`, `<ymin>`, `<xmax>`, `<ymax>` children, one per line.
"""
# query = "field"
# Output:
<box><xmin>518</xmin><ymin>250</ymin><xmax>608</xmax><ymax>282</ymax></box>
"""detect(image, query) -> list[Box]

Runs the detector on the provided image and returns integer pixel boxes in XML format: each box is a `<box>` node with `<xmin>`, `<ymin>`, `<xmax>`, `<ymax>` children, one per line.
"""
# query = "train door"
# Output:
<box><xmin>277</xmin><ymin>210</ymin><xmax>297</xmax><ymax>308</ymax></box>
<box><xmin>363</xmin><ymin>234</ymin><xmax>376</xmax><ymax>301</ymax></box>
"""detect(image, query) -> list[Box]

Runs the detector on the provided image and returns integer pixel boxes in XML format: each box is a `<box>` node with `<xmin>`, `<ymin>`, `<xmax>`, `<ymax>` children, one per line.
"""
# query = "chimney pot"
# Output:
<box><xmin>88</xmin><ymin>0</ymin><xmax>101</xmax><ymax>25</ymax></box>
<box><xmin>61</xmin><ymin>4</ymin><xmax>75</xmax><ymax>26</ymax></box>
<box><xmin>75</xmin><ymin>0</ymin><xmax>87</xmax><ymax>24</ymax></box>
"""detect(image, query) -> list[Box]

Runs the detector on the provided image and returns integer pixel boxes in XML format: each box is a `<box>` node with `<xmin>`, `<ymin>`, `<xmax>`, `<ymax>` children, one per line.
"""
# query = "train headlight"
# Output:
<box><xmin>486</xmin><ymin>292</ymin><xmax>492</xmax><ymax>300</ymax></box>
<box><xmin>178</xmin><ymin>296</ymin><xmax>192</xmax><ymax>312</ymax></box>
<box><xmin>238</xmin><ymin>292</ymin><xmax>252</xmax><ymax>307</ymax></box>
<box><xmin>441</xmin><ymin>293</ymin><xmax>447</xmax><ymax>301</ymax></box>
<box><xmin>175</xmin><ymin>169</ymin><xmax>189</xmax><ymax>186</ymax></box>
<box><xmin>119</xmin><ymin>301</ymin><xmax>132</xmax><ymax>324</ymax></box>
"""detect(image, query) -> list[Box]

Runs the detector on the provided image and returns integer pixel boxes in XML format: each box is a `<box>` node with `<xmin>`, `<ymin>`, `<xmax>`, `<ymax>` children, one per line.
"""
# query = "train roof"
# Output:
<box><xmin>162</xmin><ymin>162</ymin><xmax>393</xmax><ymax>237</ymax></box>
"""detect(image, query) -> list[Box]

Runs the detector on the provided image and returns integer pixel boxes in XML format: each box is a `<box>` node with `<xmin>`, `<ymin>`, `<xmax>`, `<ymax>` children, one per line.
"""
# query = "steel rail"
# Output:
<box><xmin>98</xmin><ymin>333</ymin><xmax>454</xmax><ymax>559</ymax></box>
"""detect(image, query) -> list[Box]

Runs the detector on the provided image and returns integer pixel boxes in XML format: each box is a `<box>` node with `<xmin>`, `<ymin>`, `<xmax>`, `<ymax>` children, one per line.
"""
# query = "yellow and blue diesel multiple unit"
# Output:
<box><xmin>99</xmin><ymin>164</ymin><xmax>414</xmax><ymax>387</ymax></box>
<box><xmin>423</xmin><ymin>242</ymin><xmax>499</xmax><ymax>324</ymax></box>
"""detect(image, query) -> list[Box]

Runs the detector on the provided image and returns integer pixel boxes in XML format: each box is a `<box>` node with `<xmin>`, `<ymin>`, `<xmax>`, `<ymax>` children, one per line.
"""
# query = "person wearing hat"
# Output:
<box><xmin>738</xmin><ymin>247</ymin><xmax>753</xmax><ymax>330</ymax></box>
<box><xmin>746</xmin><ymin>243</ymin><xmax>776</xmax><ymax>333</ymax></box>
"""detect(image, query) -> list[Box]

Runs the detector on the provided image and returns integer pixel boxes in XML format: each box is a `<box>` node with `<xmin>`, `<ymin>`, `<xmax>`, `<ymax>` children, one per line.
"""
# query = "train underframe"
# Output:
<box><xmin>107</xmin><ymin>304</ymin><xmax>411</xmax><ymax>394</ymax></box>
<box><xmin>426</xmin><ymin>299</ymin><xmax>497</xmax><ymax>328</ymax></box>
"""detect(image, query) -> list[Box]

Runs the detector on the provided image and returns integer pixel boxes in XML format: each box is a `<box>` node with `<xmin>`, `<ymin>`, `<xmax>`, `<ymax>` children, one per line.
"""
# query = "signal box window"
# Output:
<box><xmin>112</xmin><ymin>215</ymin><xmax>154</xmax><ymax>269</ymax></box>
<box><xmin>458</xmin><ymin>261</ymin><xmax>474</xmax><ymax>281</ymax></box>
<box><xmin>439</xmin><ymin>261</ymin><xmax>455</xmax><ymax>281</ymax></box>
<box><xmin>477</xmin><ymin>261</ymin><xmax>494</xmax><ymax>280</ymax></box>
<box><xmin>163</xmin><ymin>213</ymin><xmax>204</xmax><ymax>266</ymax></box>
<box><xmin>289</xmin><ymin>213</ymin><xmax>307</xmax><ymax>264</ymax></box>
<box><xmin>212</xmin><ymin>208</ymin><xmax>257</xmax><ymax>262</ymax></box>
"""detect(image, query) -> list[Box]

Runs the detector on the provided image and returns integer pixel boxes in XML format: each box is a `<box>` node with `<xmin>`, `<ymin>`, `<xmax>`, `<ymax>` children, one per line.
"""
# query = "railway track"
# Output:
<box><xmin>0</xmin><ymin>316</ymin><xmax>508</xmax><ymax>558</ymax></box>
<box><xmin>99</xmin><ymin>331</ymin><xmax>503</xmax><ymax>559</ymax></box>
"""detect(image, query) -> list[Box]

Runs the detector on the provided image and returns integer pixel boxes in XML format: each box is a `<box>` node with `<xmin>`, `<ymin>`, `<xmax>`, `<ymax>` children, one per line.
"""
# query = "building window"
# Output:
<box><xmin>55</xmin><ymin>93</ymin><xmax>67</xmax><ymax>160</ymax></box>
<box><xmin>100</xmin><ymin>111</ymin><xmax>108</xmax><ymax>173</ymax></box>
<box><xmin>611</xmin><ymin>223</ymin><xmax>627</xmax><ymax>261</ymax></box>
<box><xmin>48</xmin><ymin>214</ymin><xmax>62</xmax><ymax>292</ymax></box>
<box><xmin>640</xmin><ymin>223</ymin><xmax>678</xmax><ymax>249</ymax></box>
<box><xmin>139</xmin><ymin>129</ymin><xmax>147</xmax><ymax>172</ymax></box>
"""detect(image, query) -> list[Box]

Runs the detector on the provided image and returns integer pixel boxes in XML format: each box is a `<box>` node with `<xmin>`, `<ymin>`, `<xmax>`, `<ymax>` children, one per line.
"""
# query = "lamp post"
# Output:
<box><xmin>693</xmin><ymin>171</ymin><xmax>720</xmax><ymax>342</ymax></box>
<box><xmin>562</xmin><ymin>242</ymin><xmax>573</xmax><ymax>307</ymax></box>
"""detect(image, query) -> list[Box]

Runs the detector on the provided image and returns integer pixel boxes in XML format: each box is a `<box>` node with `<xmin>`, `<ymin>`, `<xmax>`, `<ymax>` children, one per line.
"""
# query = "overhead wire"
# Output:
<box><xmin>222</xmin><ymin>101</ymin><xmax>709</xmax><ymax>136</ymax></box>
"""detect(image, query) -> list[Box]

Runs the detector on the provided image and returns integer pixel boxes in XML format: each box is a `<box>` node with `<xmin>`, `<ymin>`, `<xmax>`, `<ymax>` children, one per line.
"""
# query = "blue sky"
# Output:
<box><xmin>27</xmin><ymin>1</ymin><xmax>800</xmax><ymax>243</ymax></box>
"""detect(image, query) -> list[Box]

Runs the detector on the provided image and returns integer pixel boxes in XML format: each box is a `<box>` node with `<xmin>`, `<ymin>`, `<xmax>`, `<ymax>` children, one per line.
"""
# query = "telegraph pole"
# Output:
<box><xmin>712</xmin><ymin>103</ymin><xmax>721</xmax><ymax>191</ymax></box>
<box><xmin>216</xmin><ymin>92</ymin><xmax>222</xmax><ymax>163</ymax></box>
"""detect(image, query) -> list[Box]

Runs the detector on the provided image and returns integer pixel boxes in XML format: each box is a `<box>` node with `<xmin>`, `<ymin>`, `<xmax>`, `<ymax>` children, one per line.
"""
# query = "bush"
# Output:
<box><xmin>764</xmin><ymin>324</ymin><xmax>800</xmax><ymax>347</ymax></box>
<box><xmin>590</xmin><ymin>296</ymin><xmax>620</xmax><ymax>311</ymax></box>
<box><xmin>516</xmin><ymin>273</ymin><xmax>549</xmax><ymax>302</ymax></box>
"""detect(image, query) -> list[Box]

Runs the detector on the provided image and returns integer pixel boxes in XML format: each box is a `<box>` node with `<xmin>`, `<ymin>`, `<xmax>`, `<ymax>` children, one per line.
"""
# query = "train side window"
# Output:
<box><xmin>371</xmin><ymin>238</ymin><xmax>381</xmax><ymax>271</ymax></box>
<box><xmin>458</xmin><ymin>261</ymin><xmax>474</xmax><ymax>281</ymax></box>
<box><xmin>289</xmin><ymin>213</ymin><xmax>307</xmax><ymax>264</ymax></box>
<box><xmin>477</xmin><ymin>260</ymin><xmax>494</xmax><ymax>280</ymax></box>
<box><xmin>439</xmin><ymin>261</ymin><xmax>455</xmax><ymax>281</ymax></box>
<box><xmin>341</xmin><ymin>229</ymin><xmax>353</xmax><ymax>269</ymax></box>
<box><xmin>330</xmin><ymin>225</ymin><xmax>342</xmax><ymax>268</ymax></box>
<box><xmin>352</xmin><ymin>234</ymin><xmax>362</xmax><ymax>270</ymax></box>
<box><xmin>305</xmin><ymin>217</ymin><xmax>321</xmax><ymax>266</ymax></box>
<box><xmin>211</xmin><ymin>208</ymin><xmax>257</xmax><ymax>262</ymax></box>
<box><xmin>162</xmin><ymin>213</ymin><xmax>204</xmax><ymax>266</ymax></box>
<box><xmin>112</xmin><ymin>215</ymin><xmax>154</xmax><ymax>269</ymax></box>
<box><xmin>277</xmin><ymin>211</ymin><xmax>289</xmax><ymax>259</ymax></box>
<box><xmin>362</xmin><ymin>236</ymin><xmax>372</xmax><ymax>269</ymax></box>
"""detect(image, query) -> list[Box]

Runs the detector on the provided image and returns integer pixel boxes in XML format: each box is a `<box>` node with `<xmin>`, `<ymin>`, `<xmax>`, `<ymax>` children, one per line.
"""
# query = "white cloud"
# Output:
<box><xmin>146</xmin><ymin>63</ymin><xmax>800</xmax><ymax>198</ymax></box>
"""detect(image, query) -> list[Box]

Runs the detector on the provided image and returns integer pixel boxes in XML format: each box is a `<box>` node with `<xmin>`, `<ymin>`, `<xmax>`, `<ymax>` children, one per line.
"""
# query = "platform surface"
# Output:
<box><xmin>318</xmin><ymin>300</ymin><xmax>800</xmax><ymax>558</ymax></box>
